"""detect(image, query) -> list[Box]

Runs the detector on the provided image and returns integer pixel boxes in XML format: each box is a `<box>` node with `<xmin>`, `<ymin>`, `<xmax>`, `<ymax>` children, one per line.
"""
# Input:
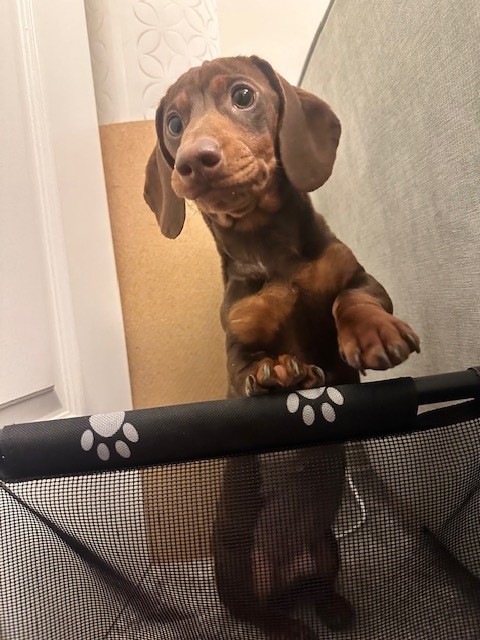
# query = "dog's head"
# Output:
<box><xmin>144</xmin><ymin>56</ymin><xmax>341</xmax><ymax>238</ymax></box>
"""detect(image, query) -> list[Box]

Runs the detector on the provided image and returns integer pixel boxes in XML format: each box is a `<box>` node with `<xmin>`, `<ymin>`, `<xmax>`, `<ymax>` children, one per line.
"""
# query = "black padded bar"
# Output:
<box><xmin>1</xmin><ymin>368</ymin><xmax>480</xmax><ymax>482</ymax></box>
<box><xmin>1</xmin><ymin>377</ymin><xmax>416</xmax><ymax>482</ymax></box>
<box><xmin>415</xmin><ymin>367</ymin><xmax>480</xmax><ymax>405</ymax></box>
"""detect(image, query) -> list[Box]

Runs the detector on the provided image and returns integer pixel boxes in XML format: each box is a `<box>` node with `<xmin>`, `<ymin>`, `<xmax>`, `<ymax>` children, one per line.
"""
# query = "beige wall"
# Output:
<box><xmin>99</xmin><ymin>121</ymin><xmax>227</xmax><ymax>410</ymax></box>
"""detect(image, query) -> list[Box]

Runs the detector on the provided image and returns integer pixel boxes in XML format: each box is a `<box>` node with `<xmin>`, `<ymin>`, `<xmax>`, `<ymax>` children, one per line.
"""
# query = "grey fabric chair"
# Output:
<box><xmin>302</xmin><ymin>0</ymin><xmax>480</xmax><ymax>571</ymax></box>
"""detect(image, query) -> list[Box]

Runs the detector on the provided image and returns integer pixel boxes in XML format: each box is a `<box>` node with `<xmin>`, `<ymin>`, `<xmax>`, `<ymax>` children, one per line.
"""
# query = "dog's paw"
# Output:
<box><xmin>245</xmin><ymin>355</ymin><xmax>325</xmax><ymax>397</ymax></box>
<box><xmin>337</xmin><ymin>307</ymin><xmax>420</xmax><ymax>374</ymax></box>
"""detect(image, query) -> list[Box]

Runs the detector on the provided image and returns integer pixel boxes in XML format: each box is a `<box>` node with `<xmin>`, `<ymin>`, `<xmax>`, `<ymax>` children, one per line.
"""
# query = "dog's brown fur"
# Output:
<box><xmin>144</xmin><ymin>56</ymin><xmax>420</xmax><ymax>639</ymax></box>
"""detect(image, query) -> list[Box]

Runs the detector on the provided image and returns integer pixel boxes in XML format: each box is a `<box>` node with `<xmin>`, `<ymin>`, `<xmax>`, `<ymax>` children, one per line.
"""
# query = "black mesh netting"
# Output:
<box><xmin>1</xmin><ymin>373</ymin><xmax>480</xmax><ymax>639</ymax></box>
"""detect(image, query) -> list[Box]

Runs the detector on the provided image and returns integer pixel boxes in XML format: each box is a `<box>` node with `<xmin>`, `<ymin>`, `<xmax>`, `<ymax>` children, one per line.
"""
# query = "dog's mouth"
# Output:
<box><xmin>197</xmin><ymin>188</ymin><xmax>259</xmax><ymax>217</ymax></box>
<box><xmin>172</xmin><ymin>156</ymin><xmax>277</xmax><ymax>222</ymax></box>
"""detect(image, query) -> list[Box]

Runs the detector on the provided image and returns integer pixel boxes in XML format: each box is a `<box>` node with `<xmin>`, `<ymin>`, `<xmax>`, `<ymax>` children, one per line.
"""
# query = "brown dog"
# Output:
<box><xmin>144</xmin><ymin>56</ymin><xmax>420</xmax><ymax>639</ymax></box>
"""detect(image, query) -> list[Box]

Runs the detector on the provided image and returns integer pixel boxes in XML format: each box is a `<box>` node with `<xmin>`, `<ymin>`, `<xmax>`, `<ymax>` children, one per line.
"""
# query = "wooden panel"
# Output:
<box><xmin>143</xmin><ymin>461</ymin><xmax>224</xmax><ymax>562</ymax></box>
<box><xmin>99</xmin><ymin>121</ymin><xmax>227</xmax><ymax>409</ymax></box>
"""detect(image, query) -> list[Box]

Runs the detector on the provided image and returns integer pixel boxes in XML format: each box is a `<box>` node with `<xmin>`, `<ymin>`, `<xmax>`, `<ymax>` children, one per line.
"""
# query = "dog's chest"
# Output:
<box><xmin>226</xmin><ymin>235</ymin><xmax>298</xmax><ymax>283</ymax></box>
<box><xmin>233</xmin><ymin>259</ymin><xmax>269</xmax><ymax>280</ymax></box>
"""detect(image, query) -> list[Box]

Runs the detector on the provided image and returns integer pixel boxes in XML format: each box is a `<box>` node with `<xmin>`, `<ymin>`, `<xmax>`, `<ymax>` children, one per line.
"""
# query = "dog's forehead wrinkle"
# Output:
<box><xmin>200</xmin><ymin>57</ymin><xmax>270</xmax><ymax>89</ymax></box>
<box><xmin>169</xmin><ymin>89</ymin><xmax>191</xmax><ymax>113</ymax></box>
<box><xmin>208</xmin><ymin>74</ymin><xmax>229</xmax><ymax>95</ymax></box>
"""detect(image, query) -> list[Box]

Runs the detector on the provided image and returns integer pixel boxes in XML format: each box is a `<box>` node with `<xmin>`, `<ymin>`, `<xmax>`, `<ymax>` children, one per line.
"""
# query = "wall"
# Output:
<box><xmin>1</xmin><ymin>0</ymin><xmax>131</xmax><ymax>427</ymax></box>
<box><xmin>217</xmin><ymin>0</ymin><xmax>331</xmax><ymax>83</ymax></box>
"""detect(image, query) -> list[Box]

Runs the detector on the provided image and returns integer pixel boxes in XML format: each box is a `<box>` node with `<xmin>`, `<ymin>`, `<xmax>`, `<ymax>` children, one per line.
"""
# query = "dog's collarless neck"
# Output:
<box><xmin>203</xmin><ymin>191</ymin><xmax>329</xmax><ymax>279</ymax></box>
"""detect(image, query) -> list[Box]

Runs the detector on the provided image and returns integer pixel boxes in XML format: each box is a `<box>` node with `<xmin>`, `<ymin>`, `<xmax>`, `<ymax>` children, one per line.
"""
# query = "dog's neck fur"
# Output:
<box><xmin>201</xmin><ymin>180</ymin><xmax>333</xmax><ymax>284</ymax></box>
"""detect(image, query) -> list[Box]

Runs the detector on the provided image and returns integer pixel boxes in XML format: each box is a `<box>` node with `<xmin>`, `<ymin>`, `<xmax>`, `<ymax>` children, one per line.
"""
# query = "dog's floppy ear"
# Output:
<box><xmin>144</xmin><ymin>103</ymin><xmax>185</xmax><ymax>239</ymax></box>
<box><xmin>251</xmin><ymin>56</ymin><xmax>341</xmax><ymax>192</ymax></box>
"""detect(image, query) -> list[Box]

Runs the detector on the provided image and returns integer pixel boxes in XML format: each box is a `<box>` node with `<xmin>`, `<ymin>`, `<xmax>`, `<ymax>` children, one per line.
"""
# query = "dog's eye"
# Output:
<box><xmin>167</xmin><ymin>115</ymin><xmax>183</xmax><ymax>136</ymax></box>
<box><xmin>232</xmin><ymin>86</ymin><xmax>255</xmax><ymax>109</ymax></box>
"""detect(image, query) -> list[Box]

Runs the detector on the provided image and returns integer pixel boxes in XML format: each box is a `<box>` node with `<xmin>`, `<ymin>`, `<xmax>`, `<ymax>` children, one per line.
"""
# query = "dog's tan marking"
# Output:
<box><xmin>227</xmin><ymin>244</ymin><xmax>358</xmax><ymax>345</ymax></box>
<box><xmin>294</xmin><ymin>242</ymin><xmax>359</xmax><ymax>300</ymax></box>
<box><xmin>169</xmin><ymin>104</ymin><xmax>281</xmax><ymax>225</ymax></box>
<box><xmin>208</xmin><ymin>74</ymin><xmax>229</xmax><ymax>95</ymax></box>
<box><xmin>333</xmin><ymin>290</ymin><xmax>385</xmax><ymax>319</ymax></box>
<box><xmin>170</xmin><ymin>89</ymin><xmax>191</xmax><ymax>114</ymax></box>
<box><xmin>228</xmin><ymin>283</ymin><xmax>298</xmax><ymax>345</ymax></box>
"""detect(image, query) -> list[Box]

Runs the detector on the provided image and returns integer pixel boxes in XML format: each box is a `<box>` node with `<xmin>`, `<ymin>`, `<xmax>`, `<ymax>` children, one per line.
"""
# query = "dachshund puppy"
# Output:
<box><xmin>144</xmin><ymin>56</ymin><xmax>420</xmax><ymax>639</ymax></box>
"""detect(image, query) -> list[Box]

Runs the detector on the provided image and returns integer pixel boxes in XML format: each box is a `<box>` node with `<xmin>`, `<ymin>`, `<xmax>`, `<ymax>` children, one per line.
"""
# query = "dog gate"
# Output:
<box><xmin>1</xmin><ymin>367</ymin><xmax>480</xmax><ymax>639</ymax></box>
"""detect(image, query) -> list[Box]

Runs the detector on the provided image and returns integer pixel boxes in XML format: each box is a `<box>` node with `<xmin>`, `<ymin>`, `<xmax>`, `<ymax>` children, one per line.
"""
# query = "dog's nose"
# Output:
<box><xmin>175</xmin><ymin>138</ymin><xmax>222</xmax><ymax>180</ymax></box>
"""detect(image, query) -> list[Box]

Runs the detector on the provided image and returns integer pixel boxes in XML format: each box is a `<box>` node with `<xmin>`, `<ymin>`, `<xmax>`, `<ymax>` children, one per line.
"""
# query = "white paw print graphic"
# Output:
<box><xmin>286</xmin><ymin>387</ymin><xmax>344</xmax><ymax>426</ymax></box>
<box><xmin>80</xmin><ymin>412</ymin><xmax>139</xmax><ymax>461</ymax></box>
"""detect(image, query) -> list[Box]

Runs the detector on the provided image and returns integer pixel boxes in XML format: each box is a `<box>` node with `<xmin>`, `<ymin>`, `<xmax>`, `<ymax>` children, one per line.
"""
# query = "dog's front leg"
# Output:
<box><xmin>332</xmin><ymin>269</ymin><xmax>420</xmax><ymax>374</ymax></box>
<box><xmin>223</xmin><ymin>280</ymin><xmax>324</xmax><ymax>397</ymax></box>
<box><xmin>293</xmin><ymin>240</ymin><xmax>420</xmax><ymax>374</ymax></box>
